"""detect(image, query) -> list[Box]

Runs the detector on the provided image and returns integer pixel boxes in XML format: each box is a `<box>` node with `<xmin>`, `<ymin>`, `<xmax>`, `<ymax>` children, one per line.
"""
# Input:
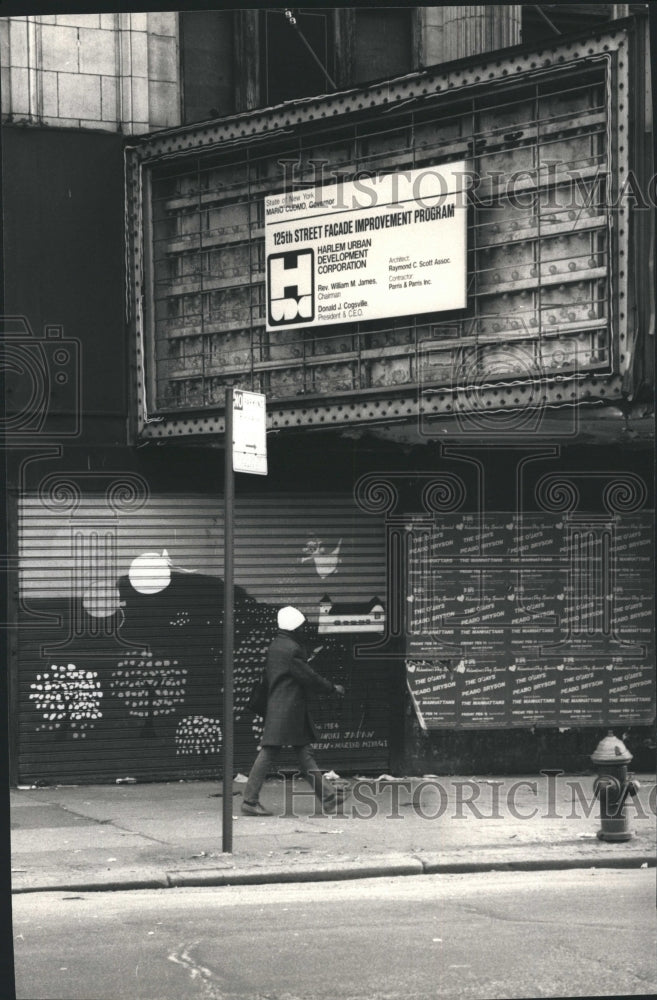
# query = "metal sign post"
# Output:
<box><xmin>222</xmin><ymin>387</ymin><xmax>267</xmax><ymax>853</ymax></box>
<box><xmin>222</xmin><ymin>387</ymin><xmax>235</xmax><ymax>852</ymax></box>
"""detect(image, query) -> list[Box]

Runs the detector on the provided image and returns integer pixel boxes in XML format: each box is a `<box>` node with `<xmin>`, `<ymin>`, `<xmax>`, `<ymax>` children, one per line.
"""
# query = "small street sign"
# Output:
<box><xmin>232</xmin><ymin>389</ymin><xmax>267</xmax><ymax>475</ymax></box>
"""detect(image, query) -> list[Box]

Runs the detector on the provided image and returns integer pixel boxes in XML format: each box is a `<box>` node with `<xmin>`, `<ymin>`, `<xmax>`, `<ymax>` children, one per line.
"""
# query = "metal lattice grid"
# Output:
<box><xmin>126</xmin><ymin>24</ymin><xmax>631</xmax><ymax>436</ymax></box>
<box><xmin>146</xmin><ymin>62</ymin><xmax>613</xmax><ymax>415</ymax></box>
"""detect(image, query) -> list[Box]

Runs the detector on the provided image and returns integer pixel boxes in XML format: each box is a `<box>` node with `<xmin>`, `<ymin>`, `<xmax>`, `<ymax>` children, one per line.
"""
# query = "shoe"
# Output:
<box><xmin>323</xmin><ymin>787</ymin><xmax>348</xmax><ymax>809</ymax></box>
<box><xmin>241</xmin><ymin>801</ymin><xmax>272</xmax><ymax>816</ymax></box>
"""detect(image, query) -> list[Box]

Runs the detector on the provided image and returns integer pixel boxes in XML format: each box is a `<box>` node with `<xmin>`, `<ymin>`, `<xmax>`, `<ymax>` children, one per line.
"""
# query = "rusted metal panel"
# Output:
<box><xmin>126</xmin><ymin>23</ymin><xmax>639</xmax><ymax>440</ymax></box>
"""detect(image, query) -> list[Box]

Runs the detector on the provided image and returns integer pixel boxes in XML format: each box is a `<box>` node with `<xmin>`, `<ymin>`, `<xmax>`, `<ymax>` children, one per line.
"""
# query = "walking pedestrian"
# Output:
<box><xmin>241</xmin><ymin>605</ymin><xmax>346</xmax><ymax>816</ymax></box>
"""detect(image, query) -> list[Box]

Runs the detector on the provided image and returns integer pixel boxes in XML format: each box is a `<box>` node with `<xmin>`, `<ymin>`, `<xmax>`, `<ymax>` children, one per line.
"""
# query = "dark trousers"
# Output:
<box><xmin>243</xmin><ymin>744</ymin><xmax>335</xmax><ymax>805</ymax></box>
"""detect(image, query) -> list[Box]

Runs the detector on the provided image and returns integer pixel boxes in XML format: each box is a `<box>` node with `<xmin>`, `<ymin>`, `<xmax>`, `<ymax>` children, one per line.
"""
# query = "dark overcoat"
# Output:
<box><xmin>262</xmin><ymin>630</ymin><xmax>335</xmax><ymax>746</ymax></box>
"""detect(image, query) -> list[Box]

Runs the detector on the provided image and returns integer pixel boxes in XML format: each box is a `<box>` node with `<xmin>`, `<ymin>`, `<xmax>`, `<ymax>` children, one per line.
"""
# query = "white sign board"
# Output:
<box><xmin>232</xmin><ymin>389</ymin><xmax>267</xmax><ymax>475</ymax></box>
<box><xmin>265</xmin><ymin>162</ymin><xmax>467</xmax><ymax>332</ymax></box>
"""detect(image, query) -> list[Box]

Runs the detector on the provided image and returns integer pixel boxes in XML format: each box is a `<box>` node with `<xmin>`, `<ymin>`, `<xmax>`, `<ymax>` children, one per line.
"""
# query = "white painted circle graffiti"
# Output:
<box><xmin>129</xmin><ymin>551</ymin><xmax>171</xmax><ymax>595</ymax></box>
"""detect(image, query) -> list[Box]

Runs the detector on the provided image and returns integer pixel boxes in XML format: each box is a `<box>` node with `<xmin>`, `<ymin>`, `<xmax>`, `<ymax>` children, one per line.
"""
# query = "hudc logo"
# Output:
<box><xmin>267</xmin><ymin>249</ymin><xmax>315</xmax><ymax>326</ymax></box>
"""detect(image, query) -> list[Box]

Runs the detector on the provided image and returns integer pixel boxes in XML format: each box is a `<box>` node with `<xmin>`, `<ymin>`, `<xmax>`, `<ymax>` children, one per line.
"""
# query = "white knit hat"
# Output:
<box><xmin>277</xmin><ymin>605</ymin><xmax>306</xmax><ymax>631</ymax></box>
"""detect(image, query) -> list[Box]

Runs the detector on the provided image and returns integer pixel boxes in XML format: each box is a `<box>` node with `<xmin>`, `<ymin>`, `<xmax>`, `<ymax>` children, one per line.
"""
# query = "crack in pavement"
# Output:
<box><xmin>55</xmin><ymin>803</ymin><xmax>172</xmax><ymax>844</ymax></box>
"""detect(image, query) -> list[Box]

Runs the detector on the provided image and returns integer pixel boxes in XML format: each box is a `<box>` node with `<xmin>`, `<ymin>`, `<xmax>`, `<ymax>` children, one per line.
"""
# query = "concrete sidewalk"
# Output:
<box><xmin>10</xmin><ymin>772</ymin><xmax>656</xmax><ymax>894</ymax></box>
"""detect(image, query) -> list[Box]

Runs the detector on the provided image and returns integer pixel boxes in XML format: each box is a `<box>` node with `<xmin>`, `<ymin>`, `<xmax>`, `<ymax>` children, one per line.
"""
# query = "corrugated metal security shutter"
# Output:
<box><xmin>17</xmin><ymin>493</ymin><xmax>391</xmax><ymax>784</ymax></box>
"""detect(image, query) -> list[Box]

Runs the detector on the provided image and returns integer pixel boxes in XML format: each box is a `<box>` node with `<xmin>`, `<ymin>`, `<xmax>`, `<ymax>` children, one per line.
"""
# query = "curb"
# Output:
<box><xmin>13</xmin><ymin>876</ymin><xmax>171</xmax><ymax>894</ymax></box>
<box><xmin>168</xmin><ymin>859</ymin><xmax>424</xmax><ymax>887</ymax></box>
<box><xmin>12</xmin><ymin>854</ymin><xmax>655</xmax><ymax>894</ymax></box>
<box><xmin>418</xmin><ymin>855</ymin><xmax>656</xmax><ymax>875</ymax></box>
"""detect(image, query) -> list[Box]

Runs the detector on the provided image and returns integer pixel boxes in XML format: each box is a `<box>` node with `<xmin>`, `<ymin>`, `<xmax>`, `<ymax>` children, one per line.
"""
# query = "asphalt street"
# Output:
<box><xmin>13</xmin><ymin>868</ymin><xmax>657</xmax><ymax>1000</ymax></box>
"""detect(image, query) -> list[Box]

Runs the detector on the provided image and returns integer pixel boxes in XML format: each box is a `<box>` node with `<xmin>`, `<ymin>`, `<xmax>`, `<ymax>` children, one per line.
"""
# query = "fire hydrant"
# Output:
<box><xmin>591</xmin><ymin>731</ymin><xmax>640</xmax><ymax>842</ymax></box>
